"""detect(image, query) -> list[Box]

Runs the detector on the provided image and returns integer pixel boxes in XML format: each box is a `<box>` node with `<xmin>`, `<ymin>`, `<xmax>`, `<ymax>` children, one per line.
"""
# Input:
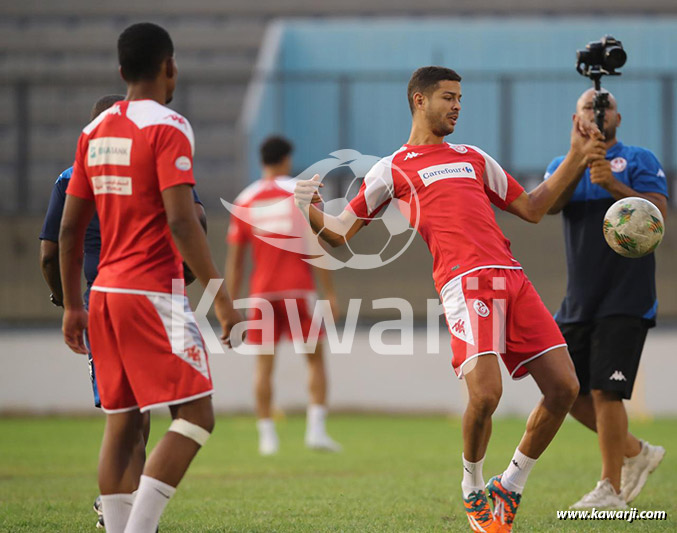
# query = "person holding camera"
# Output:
<box><xmin>545</xmin><ymin>87</ymin><xmax>668</xmax><ymax>509</ymax></box>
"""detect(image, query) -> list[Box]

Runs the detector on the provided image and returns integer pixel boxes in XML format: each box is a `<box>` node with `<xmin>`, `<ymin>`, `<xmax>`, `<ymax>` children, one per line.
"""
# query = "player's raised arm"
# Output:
<box><xmin>294</xmin><ymin>174</ymin><xmax>366</xmax><ymax>247</ymax></box>
<box><xmin>506</xmin><ymin>116</ymin><xmax>606</xmax><ymax>223</ymax></box>
<box><xmin>162</xmin><ymin>184</ymin><xmax>242</xmax><ymax>344</ymax></box>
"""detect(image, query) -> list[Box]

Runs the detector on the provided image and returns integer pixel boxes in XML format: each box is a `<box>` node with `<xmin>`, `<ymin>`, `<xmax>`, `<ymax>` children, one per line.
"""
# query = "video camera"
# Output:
<box><xmin>576</xmin><ymin>35</ymin><xmax>627</xmax><ymax>139</ymax></box>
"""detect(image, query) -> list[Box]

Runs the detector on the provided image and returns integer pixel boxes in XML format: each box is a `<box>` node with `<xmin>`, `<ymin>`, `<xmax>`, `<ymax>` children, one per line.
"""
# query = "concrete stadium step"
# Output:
<box><xmin>0</xmin><ymin>21</ymin><xmax>264</xmax><ymax>53</ymax></box>
<box><xmin>3</xmin><ymin>0</ymin><xmax>676</xmax><ymax>16</ymax></box>
<box><xmin>0</xmin><ymin>54</ymin><xmax>255</xmax><ymax>81</ymax></box>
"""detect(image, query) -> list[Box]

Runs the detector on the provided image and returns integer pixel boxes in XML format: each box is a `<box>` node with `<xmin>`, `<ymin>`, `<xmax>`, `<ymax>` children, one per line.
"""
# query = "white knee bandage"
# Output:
<box><xmin>168</xmin><ymin>419</ymin><xmax>211</xmax><ymax>446</ymax></box>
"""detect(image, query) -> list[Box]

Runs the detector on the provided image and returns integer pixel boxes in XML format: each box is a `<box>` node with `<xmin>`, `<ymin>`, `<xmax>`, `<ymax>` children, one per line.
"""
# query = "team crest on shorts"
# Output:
<box><xmin>610</xmin><ymin>157</ymin><xmax>627</xmax><ymax>173</ymax></box>
<box><xmin>473</xmin><ymin>299</ymin><xmax>490</xmax><ymax>317</ymax></box>
<box><xmin>179</xmin><ymin>344</ymin><xmax>209</xmax><ymax>378</ymax></box>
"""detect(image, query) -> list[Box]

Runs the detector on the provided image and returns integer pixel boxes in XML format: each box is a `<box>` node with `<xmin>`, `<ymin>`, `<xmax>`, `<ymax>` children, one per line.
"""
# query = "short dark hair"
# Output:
<box><xmin>407</xmin><ymin>66</ymin><xmax>462</xmax><ymax>114</ymax></box>
<box><xmin>90</xmin><ymin>94</ymin><xmax>125</xmax><ymax>121</ymax></box>
<box><xmin>260</xmin><ymin>136</ymin><xmax>293</xmax><ymax>166</ymax></box>
<box><xmin>118</xmin><ymin>23</ymin><xmax>174</xmax><ymax>82</ymax></box>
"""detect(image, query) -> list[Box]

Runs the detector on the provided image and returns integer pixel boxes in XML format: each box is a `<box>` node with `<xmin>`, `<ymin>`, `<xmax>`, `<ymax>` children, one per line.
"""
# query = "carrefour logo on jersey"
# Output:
<box><xmin>418</xmin><ymin>162</ymin><xmax>476</xmax><ymax>186</ymax></box>
<box><xmin>88</xmin><ymin>137</ymin><xmax>132</xmax><ymax>167</ymax></box>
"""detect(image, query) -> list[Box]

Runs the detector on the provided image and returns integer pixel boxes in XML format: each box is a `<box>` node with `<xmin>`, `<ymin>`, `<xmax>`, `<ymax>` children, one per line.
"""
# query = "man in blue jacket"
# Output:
<box><xmin>546</xmin><ymin>88</ymin><xmax>668</xmax><ymax>510</ymax></box>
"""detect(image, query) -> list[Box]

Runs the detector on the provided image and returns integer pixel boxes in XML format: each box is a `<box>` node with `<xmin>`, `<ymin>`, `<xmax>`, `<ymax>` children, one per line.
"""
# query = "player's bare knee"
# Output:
<box><xmin>546</xmin><ymin>376</ymin><xmax>579</xmax><ymax>412</ymax></box>
<box><xmin>469</xmin><ymin>388</ymin><xmax>502</xmax><ymax>418</ymax></box>
<box><xmin>591</xmin><ymin>389</ymin><xmax>622</xmax><ymax>403</ymax></box>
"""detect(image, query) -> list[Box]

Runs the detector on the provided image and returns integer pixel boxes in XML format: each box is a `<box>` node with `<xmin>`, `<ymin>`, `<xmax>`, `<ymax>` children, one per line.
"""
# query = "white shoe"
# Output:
<box><xmin>259</xmin><ymin>433</ymin><xmax>279</xmax><ymax>455</ymax></box>
<box><xmin>570</xmin><ymin>479</ymin><xmax>627</xmax><ymax>509</ymax></box>
<box><xmin>257</xmin><ymin>419</ymin><xmax>279</xmax><ymax>456</ymax></box>
<box><xmin>305</xmin><ymin>432</ymin><xmax>342</xmax><ymax>452</ymax></box>
<box><xmin>620</xmin><ymin>440</ymin><xmax>665</xmax><ymax>503</ymax></box>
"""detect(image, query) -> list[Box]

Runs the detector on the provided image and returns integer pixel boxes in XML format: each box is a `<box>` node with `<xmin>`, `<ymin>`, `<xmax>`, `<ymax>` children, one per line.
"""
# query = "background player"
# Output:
<box><xmin>294</xmin><ymin>66</ymin><xmax>605</xmax><ymax>532</ymax></box>
<box><xmin>546</xmin><ymin>88</ymin><xmax>667</xmax><ymax>509</ymax></box>
<box><xmin>226</xmin><ymin>135</ymin><xmax>341</xmax><ymax>455</ymax></box>
<box><xmin>59</xmin><ymin>23</ymin><xmax>241</xmax><ymax>533</ymax></box>
<box><xmin>39</xmin><ymin>94</ymin><xmax>208</xmax><ymax>529</ymax></box>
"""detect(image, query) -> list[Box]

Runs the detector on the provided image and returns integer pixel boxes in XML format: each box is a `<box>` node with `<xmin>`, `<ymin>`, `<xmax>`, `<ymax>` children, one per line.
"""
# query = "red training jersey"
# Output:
<box><xmin>348</xmin><ymin>143</ymin><xmax>525</xmax><ymax>293</ymax></box>
<box><xmin>66</xmin><ymin>100</ymin><xmax>196</xmax><ymax>294</ymax></box>
<box><xmin>227</xmin><ymin>178</ymin><xmax>316</xmax><ymax>298</ymax></box>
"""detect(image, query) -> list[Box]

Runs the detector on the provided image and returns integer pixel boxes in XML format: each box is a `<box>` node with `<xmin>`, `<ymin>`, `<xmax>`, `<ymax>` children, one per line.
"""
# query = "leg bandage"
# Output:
<box><xmin>168</xmin><ymin>419</ymin><xmax>211</xmax><ymax>446</ymax></box>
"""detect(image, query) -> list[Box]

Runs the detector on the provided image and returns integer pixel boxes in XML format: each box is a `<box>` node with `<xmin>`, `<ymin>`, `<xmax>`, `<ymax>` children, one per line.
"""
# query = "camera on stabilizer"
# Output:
<box><xmin>576</xmin><ymin>35</ymin><xmax>627</xmax><ymax>79</ymax></box>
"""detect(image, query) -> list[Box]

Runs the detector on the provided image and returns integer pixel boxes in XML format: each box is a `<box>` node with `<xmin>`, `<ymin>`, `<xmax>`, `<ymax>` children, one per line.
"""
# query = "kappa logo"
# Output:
<box><xmin>450</xmin><ymin>144</ymin><xmax>468</xmax><ymax>154</ymax></box>
<box><xmin>473</xmin><ymin>299</ymin><xmax>490</xmax><ymax>318</ymax></box>
<box><xmin>165</xmin><ymin>114</ymin><xmax>187</xmax><ymax>126</ymax></box>
<box><xmin>184</xmin><ymin>345</ymin><xmax>203</xmax><ymax>364</ymax></box>
<box><xmin>610</xmin><ymin>157</ymin><xmax>627</xmax><ymax>173</ymax></box>
<box><xmin>451</xmin><ymin>319</ymin><xmax>466</xmax><ymax>336</ymax></box>
<box><xmin>609</xmin><ymin>370</ymin><xmax>627</xmax><ymax>382</ymax></box>
<box><xmin>404</xmin><ymin>151</ymin><xmax>421</xmax><ymax>161</ymax></box>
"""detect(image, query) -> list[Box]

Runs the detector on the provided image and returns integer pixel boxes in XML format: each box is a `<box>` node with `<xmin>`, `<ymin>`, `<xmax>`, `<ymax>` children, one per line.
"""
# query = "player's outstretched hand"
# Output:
<box><xmin>570</xmin><ymin>116</ymin><xmax>605</xmax><ymax>164</ymax></box>
<box><xmin>62</xmin><ymin>308</ymin><xmax>88</xmax><ymax>354</ymax></box>
<box><xmin>294</xmin><ymin>174</ymin><xmax>324</xmax><ymax>210</ymax></box>
<box><xmin>214</xmin><ymin>295</ymin><xmax>244</xmax><ymax>348</ymax></box>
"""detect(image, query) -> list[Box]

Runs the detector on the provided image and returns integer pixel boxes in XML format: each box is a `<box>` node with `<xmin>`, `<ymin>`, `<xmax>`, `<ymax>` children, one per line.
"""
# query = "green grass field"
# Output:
<box><xmin>0</xmin><ymin>415</ymin><xmax>673</xmax><ymax>532</ymax></box>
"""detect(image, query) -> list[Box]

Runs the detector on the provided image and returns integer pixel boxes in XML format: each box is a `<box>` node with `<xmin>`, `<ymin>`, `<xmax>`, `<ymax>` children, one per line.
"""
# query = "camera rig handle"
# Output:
<box><xmin>592</xmin><ymin>77</ymin><xmax>609</xmax><ymax>141</ymax></box>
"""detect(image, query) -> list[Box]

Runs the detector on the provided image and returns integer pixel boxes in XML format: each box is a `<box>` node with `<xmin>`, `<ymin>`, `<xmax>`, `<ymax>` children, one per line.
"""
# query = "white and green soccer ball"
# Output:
<box><xmin>603</xmin><ymin>197</ymin><xmax>665</xmax><ymax>258</ymax></box>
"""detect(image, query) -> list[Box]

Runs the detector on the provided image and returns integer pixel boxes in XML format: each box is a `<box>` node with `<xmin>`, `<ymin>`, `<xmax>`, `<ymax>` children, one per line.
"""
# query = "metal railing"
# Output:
<box><xmin>2</xmin><ymin>70</ymin><xmax>675</xmax><ymax>214</ymax></box>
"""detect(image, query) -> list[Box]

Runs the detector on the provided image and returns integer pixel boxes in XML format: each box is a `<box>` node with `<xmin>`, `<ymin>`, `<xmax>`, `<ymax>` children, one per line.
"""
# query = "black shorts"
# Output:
<box><xmin>559</xmin><ymin>316</ymin><xmax>650</xmax><ymax>399</ymax></box>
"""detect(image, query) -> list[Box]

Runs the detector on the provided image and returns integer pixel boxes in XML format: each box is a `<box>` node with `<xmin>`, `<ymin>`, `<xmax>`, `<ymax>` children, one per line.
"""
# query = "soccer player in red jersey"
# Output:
<box><xmin>294</xmin><ymin>67</ymin><xmax>605</xmax><ymax>532</ymax></box>
<box><xmin>226</xmin><ymin>136</ymin><xmax>341</xmax><ymax>455</ymax></box>
<box><xmin>59</xmin><ymin>23</ymin><xmax>241</xmax><ymax>533</ymax></box>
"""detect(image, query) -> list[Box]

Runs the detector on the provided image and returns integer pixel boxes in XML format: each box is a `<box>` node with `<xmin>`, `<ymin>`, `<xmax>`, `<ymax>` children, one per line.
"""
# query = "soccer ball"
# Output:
<box><xmin>603</xmin><ymin>197</ymin><xmax>665</xmax><ymax>258</ymax></box>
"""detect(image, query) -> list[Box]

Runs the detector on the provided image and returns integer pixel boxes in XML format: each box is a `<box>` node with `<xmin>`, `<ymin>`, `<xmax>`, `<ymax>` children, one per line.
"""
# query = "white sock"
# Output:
<box><xmin>307</xmin><ymin>404</ymin><xmax>327</xmax><ymax>436</ymax></box>
<box><xmin>124</xmin><ymin>475</ymin><xmax>176</xmax><ymax>533</ymax></box>
<box><xmin>257</xmin><ymin>418</ymin><xmax>276</xmax><ymax>438</ymax></box>
<box><xmin>461</xmin><ymin>455</ymin><xmax>485</xmax><ymax>498</ymax></box>
<box><xmin>100</xmin><ymin>493</ymin><xmax>134</xmax><ymax>533</ymax></box>
<box><xmin>501</xmin><ymin>448</ymin><xmax>537</xmax><ymax>494</ymax></box>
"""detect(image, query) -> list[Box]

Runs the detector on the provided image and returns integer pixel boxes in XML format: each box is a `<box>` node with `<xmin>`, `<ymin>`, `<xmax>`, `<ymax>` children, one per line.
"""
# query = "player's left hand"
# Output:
<box><xmin>589</xmin><ymin>159</ymin><xmax>616</xmax><ymax>189</ymax></box>
<box><xmin>294</xmin><ymin>174</ymin><xmax>324</xmax><ymax>210</ymax></box>
<box><xmin>62</xmin><ymin>308</ymin><xmax>88</xmax><ymax>354</ymax></box>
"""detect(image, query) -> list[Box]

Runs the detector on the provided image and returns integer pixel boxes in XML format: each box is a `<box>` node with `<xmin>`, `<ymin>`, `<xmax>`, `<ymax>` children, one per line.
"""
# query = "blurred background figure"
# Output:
<box><xmin>226</xmin><ymin>135</ymin><xmax>341</xmax><ymax>455</ymax></box>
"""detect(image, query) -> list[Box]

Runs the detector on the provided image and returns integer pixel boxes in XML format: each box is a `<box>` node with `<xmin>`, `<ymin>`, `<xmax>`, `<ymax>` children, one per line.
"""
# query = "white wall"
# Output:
<box><xmin>1</xmin><ymin>327</ymin><xmax>675</xmax><ymax>416</ymax></box>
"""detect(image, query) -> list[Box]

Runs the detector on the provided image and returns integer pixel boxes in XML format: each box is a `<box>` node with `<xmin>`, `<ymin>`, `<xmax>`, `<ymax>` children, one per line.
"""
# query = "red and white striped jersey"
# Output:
<box><xmin>348</xmin><ymin>142</ymin><xmax>525</xmax><ymax>293</ymax></box>
<box><xmin>67</xmin><ymin>99</ymin><xmax>196</xmax><ymax>294</ymax></box>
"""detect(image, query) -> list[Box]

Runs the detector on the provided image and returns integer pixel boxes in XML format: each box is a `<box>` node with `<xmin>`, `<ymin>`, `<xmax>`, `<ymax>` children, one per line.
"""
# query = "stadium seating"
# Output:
<box><xmin>2</xmin><ymin>0</ymin><xmax>677</xmax><ymax>213</ymax></box>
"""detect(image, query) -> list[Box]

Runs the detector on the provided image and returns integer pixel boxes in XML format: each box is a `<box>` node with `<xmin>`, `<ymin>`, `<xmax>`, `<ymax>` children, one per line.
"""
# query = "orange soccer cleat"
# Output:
<box><xmin>463</xmin><ymin>489</ymin><xmax>504</xmax><ymax>532</ymax></box>
<box><xmin>486</xmin><ymin>475</ymin><xmax>522</xmax><ymax>532</ymax></box>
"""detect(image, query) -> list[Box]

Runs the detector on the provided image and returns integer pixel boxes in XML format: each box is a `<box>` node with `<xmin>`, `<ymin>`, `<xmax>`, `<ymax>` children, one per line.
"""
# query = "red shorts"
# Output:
<box><xmin>440</xmin><ymin>268</ymin><xmax>566</xmax><ymax>380</ymax></box>
<box><xmin>245</xmin><ymin>296</ymin><xmax>323</xmax><ymax>350</ymax></box>
<box><xmin>87</xmin><ymin>289</ymin><xmax>213</xmax><ymax>413</ymax></box>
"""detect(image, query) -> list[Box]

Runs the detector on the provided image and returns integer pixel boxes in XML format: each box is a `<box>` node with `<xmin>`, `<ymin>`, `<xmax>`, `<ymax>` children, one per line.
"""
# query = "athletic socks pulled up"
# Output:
<box><xmin>501</xmin><ymin>448</ymin><xmax>537</xmax><ymax>494</ymax></box>
<box><xmin>306</xmin><ymin>404</ymin><xmax>327</xmax><ymax>436</ymax></box>
<box><xmin>123</xmin><ymin>475</ymin><xmax>176</xmax><ymax>533</ymax></box>
<box><xmin>461</xmin><ymin>454</ymin><xmax>486</xmax><ymax>498</ymax></box>
<box><xmin>100</xmin><ymin>493</ymin><xmax>134</xmax><ymax>533</ymax></box>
